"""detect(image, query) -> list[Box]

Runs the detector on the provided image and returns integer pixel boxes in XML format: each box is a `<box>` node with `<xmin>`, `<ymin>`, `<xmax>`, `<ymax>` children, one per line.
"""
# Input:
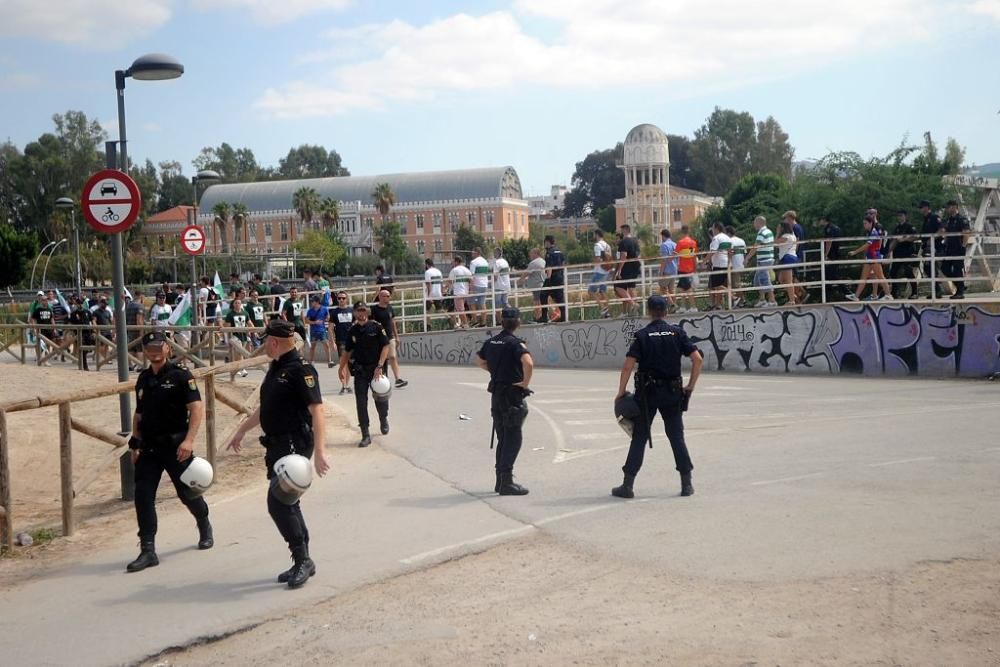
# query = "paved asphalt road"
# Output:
<box><xmin>1</xmin><ymin>364</ymin><xmax>998</xmax><ymax>665</ymax></box>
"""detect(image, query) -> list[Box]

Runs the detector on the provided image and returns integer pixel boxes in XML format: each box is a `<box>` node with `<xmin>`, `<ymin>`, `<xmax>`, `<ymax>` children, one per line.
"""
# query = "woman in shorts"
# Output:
<box><xmin>775</xmin><ymin>221</ymin><xmax>799</xmax><ymax>305</ymax></box>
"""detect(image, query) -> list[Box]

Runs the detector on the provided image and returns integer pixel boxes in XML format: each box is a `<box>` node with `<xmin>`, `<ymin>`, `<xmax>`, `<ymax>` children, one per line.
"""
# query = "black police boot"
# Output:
<box><xmin>286</xmin><ymin>546</ymin><xmax>316</xmax><ymax>589</ymax></box>
<box><xmin>498</xmin><ymin>473</ymin><xmax>529</xmax><ymax>496</ymax></box>
<box><xmin>612</xmin><ymin>474</ymin><xmax>635</xmax><ymax>499</ymax></box>
<box><xmin>359</xmin><ymin>429</ymin><xmax>371</xmax><ymax>448</ymax></box>
<box><xmin>680</xmin><ymin>472</ymin><xmax>694</xmax><ymax>497</ymax></box>
<box><xmin>197</xmin><ymin>516</ymin><xmax>214</xmax><ymax>550</ymax></box>
<box><xmin>126</xmin><ymin>539</ymin><xmax>159</xmax><ymax>573</ymax></box>
<box><xmin>494</xmin><ymin>470</ymin><xmax>501</xmax><ymax>493</ymax></box>
<box><xmin>380</xmin><ymin>419</ymin><xmax>390</xmax><ymax>435</ymax></box>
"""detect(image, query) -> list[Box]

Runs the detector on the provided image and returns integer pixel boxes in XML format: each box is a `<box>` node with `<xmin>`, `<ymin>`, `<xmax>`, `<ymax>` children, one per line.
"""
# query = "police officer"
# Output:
<box><xmin>226</xmin><ymin>320</ymin><xmax>329</xmax><ymax>588</ymax></box>
<box><xmin>612</xmin><ymin>295</ymin><xmax>703</xmax><ymax>499</ymax></box>
<box><xmin>475</xmin><ymin>307</ymin><xmax>534</xmax><ymax>495</ymax></box>
<box><xmin>126</xmin><ymin>330</ymin><xmax>211</xmax><ymax>572</ymax></box>
<box><xmin>340</xmin><ymin>302</ymin><xmax>390</xmax><ymax>447</ymax></box>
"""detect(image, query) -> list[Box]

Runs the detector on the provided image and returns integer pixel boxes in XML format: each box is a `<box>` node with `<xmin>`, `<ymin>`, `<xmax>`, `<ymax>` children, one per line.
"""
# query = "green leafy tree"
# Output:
<box><xmin>454</xmin><ymin>225</ymin><xmax>487</xmax><ymax>252</ymax></box>
<box><xmin>499</xmin><ymin>237</ymin><xmax>533</xmax><ymax>269</ymax></box>
<box><xmin>232</xmin><ymin>202</ymin><xmax>250</xmax><ymax>249</ymax></box>
<box><xmin>374</xmin><ymin>220</ymin><xmax>407</xmax><ymax>273</ymax></box>
<box><xmin>0</xmin><ymin>223</ymin><xmax>39</xmax><ymax>287</ymax></box>
<box><xmin>691</xmin><ymin>107</ymin><xmax>758</xmax><ymax>195</ymax></box>
<box><xmin>293</xmin><ymin>230</ymin><xmax>346</xmax><ymax>271</ymax></box>
<box><xmin>278</xmin><ymin>145</ymin><xmax>350</xmax><ymax>178</ymax></box>
<box><xmin>665</xmin><ymin>134</ymin><xmax>706</xmax><ymax>191</ymax></box>
<box><xmin>711</xmin><ymin>173</ymin><xmax>796</xmax><ymax>244</ymax></box>
<box><xmin>158</xmin><ymin>160</ymin><xmax>193</xmax><ymax>212</ymax></box>
<box><xmin>595</xmin><ymin>206</ymin><xmax>617</xmax><ymax>233</ymax></box>
<box><xmin>319</xmin><ymin>197</ymin><xmax>340</xmax><ymax>231</ymax></box>
<box><xmin>292</xmin><ymin>186</ymin><xmax>320</xmax><ymax>225</ymax></box>
<box><xmin>212</xmin><ymin>201</ymin><xmax>231</xmax><ymax>252</ymax></box>
<box><xmin>943</xmin><ymin>138</ymin><xmax>966</xmax><ymax>175</ymax></box>
<box><xmin>132</xmin><ymin>158</ymin><xmax>159</xmax><ymax>220</ymax></box>
<box><xmin>193</xmin><ymin>143</ymin><xmax>259</xmax><ymax>182</ymax></box>
<box><xmin>371</xmin><ymin>182</ymin><xmax>396</xmax><ymax>217</ymax></box>
<box><xmin>751</xmin><ymin>116</ymin><xmax>795</xmax><ymax>179</ymax></box>
<box><xmin>562</xmin><ymin>144</ymin><xmax>625</xmax><ymax>217</ymax></box>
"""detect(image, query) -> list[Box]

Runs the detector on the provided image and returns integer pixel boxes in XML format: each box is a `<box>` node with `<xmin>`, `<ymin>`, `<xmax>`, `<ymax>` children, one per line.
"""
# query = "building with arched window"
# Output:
<box><xmin>192</xmin><ymin>166</ymin><xmax>529</xmax><ymax>263</ymax></box>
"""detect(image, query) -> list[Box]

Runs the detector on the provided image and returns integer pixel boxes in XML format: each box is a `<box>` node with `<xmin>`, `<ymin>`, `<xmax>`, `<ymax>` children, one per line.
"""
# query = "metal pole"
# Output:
<box><xmin>73</xmin><ymin>210</ymin><xmax>82</xmax><ymax>296</ymax></box>
<box><xmin>112</xmin><ymin>76</ymin><xmax>134</xmax><ymax>499</ymax></box>
<box><xmin>41</xmin><ymin>239</ymin><xmax>67</xmax><ymax>289</ymax></box>
<box><xmin>30</xmin><ymin>241</ymin><xmax>56</xmax><ymax>289</ymax></box>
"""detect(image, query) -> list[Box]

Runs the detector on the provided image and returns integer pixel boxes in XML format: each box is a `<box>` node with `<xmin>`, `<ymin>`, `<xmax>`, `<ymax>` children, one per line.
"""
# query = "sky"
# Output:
<box><xmin>1</xmin><ymin>0</ymin><xmax>999</xmax><ymax>196</ymax></box>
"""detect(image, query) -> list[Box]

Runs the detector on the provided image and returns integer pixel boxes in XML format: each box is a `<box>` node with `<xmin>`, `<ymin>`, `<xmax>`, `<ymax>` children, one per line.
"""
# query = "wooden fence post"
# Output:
<box><xmin>58</xmin><ymin>402</ymin><xmax>74</xmax><ymax>537</ymax></box>
<box><xmin>204</xmin><ymin>374</ymin><xmax>217</xmax><ymax>467</ymax></box>
<box><xmin>0</xmin><ymin>408</ymin><xmax>13</xmax><ymax>551</ymax></box>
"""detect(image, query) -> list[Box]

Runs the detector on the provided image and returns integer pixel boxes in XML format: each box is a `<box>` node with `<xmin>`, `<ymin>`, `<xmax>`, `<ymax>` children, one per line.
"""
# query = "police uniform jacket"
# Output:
<box><xmin>135</xmin><ymin>361</ymin><xmax>201</xmax><ymax>449</ymax></box>
<box><xmin>260</xmin><ymin>349</ymin><xmax>322</xmax><ymax>438</ymax></box>
<box><xmin>627</xmin><ymin>320</ymin><xmax>698</xmax><ymax>381</ymax></box>
<box><xmin>344</xmin><ymin>320</ymin><xmax>388</xmax><ymax>371</ymax></box>
<box><xmin>478</xmin><ymin>330</ymin><xmax>529</xmax><ymax>387</ymax></box>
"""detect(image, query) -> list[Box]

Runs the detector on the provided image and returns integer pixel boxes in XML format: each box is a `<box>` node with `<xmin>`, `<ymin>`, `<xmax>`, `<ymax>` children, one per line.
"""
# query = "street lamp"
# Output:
<box><xmin>55</xmin><ymin>197</ymin><xmax>82</xmax><ymax>296</ymax></box>
<box><xmin>30</xmin><ymin>240</ymin><xmax>59</xmax><ymax>289</ymax></box>
<box><xmin>41</xmin><ymin>238</ymin><xmax>68</xmax><ymax>289</ymax></box>
<box><xmin>113</xmin><ymin>53</ymin><xmax>184</xmax><ymax>497</ymax></box>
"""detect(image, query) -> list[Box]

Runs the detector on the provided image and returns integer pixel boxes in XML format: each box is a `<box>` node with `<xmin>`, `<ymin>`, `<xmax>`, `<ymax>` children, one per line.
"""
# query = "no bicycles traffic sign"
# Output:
<box><xmin>81</xmin><ymin>169</ymin><xmax>142</xmax><ymax>235</ymax></box>
<box><xmin>181</xmin><ymin>225</ymin><xmax>206</xmax><ymax>256</ymax></box>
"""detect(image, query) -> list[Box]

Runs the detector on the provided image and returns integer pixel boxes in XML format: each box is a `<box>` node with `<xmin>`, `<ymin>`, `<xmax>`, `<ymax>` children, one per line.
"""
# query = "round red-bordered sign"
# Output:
<box><xmin>181</xmin><ymin>225</ymin><xmax>206</xmax><ymax>256</ymax></box>
<box><xmin>81</xmin><ymin>169</ymin><xmax>142</xmax><ymax>235</ymax></box>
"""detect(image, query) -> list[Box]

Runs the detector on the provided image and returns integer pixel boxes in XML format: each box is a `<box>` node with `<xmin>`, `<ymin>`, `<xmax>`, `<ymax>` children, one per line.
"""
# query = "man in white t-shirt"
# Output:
<box><xmin>468</xmin><ymin>247</ymin><xmax>490</xmax><ymax>327</ymax></box>
<box><xmin>447</xmin><ymin>255</ymin><xmax>472</xmax><ymax>329</ymax></box>
<box><xmin>424</xmin><ymin>258</ymin><xmax>445</xmax><ymax>321</ymax></box>
<box><xmin>524</xmin><ymin>248</ymin><xmax>547</xmax><ymax>322</ymax></box>
<box><xmin>492</xmin><ymin>247</ymin><xmax>511</xmax><ymax>310</ymax></box>
<box><xmin>588</xmin><ymin>229</ymin><xmax>613</xmax><ymax>318</ymax></box>
<box><xmin>725</xmin><ymin>224</ymin><xmax>747</xmax><ymax>308</ymax></box>
<box><xmin>706</xmin><ymin>221</ymin><xmax>732</xmax><ymax>310</ymax></box>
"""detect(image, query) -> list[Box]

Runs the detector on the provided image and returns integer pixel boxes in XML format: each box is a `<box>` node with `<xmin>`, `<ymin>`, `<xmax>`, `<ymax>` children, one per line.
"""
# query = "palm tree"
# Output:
<box><xmin>212</xmin><ymin>201</ymin><xmax>231</xmax><ymax>252</ymax></box>
<box><xmin>232</xmin><ymin>202</ymin><xmax>249</xmax><ymax>250</ymax></box>
<box><xmin>371</xmin><ymin>182</ymin><xmax>396</xmax><ymax>220</ymax></box>
<box><xmin>319</xmin><ymin>197</ymin><xmax>340</xmax><ymax>232</ymax></box>
<box><xmin>292</xmin><ymin>186</ymin><xmax>321</xmax><ymax>228</ymax></box>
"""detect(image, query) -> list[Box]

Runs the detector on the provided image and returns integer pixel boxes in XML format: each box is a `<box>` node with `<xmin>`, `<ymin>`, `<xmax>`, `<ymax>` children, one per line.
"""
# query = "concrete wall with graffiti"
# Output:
<box><xmin>397</xmin><ymin>304</ymin><xmax>1000</xmax><ymax>378</ymax></box>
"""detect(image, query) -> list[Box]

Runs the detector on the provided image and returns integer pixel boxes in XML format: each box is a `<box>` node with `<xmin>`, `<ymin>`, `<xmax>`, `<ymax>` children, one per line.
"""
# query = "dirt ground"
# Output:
<box><xmin>141</xmin><ymin>533</ymin><xmax>1000</xmax><ymax>667</ymax></box>
<box><xmin>0</xmin><ymin>360</ymin><xmax>268</xmax><ymax>583</ymax></box>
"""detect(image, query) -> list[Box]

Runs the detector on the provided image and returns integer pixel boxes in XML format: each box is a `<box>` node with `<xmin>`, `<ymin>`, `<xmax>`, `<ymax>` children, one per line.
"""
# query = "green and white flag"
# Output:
<box><xmin>213</xmin><ymin>271</ymin><xmax>230</xmax><ymax>316</ymax></box>
<box><xmin>168</xmin><ymin>291</ymin><xmax>192</xmax><ymax>326</ymax></box>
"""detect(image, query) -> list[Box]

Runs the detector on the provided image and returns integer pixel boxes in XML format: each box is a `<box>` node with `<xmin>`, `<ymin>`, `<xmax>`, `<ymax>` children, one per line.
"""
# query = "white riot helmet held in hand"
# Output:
<box><xmin>371</xmin><ymin>374</ymin><xmax>392</xmax><ymax>399</ymax></box>
<box><xmin>269</xmin><ymin>453</ymin><xmax>313</xmax><ymax>505</ymax></box>
<box><xmin>179</xmin><ymin>456</ymin><xmax>214</xmax><ymax>497</ymax></box>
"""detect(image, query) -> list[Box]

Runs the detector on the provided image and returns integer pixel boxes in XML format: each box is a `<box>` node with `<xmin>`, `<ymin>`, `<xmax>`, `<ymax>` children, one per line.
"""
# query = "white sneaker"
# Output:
<box><xmin>767</xmin><ymin>301</ymin><xmax>778</xmax><ymax>307</ymax></box>
<box><xmin>238</xmin><ymin>369</ymin><xmax>248</xmax><ymax>377</ymax></box>
<box><xmin>880</xmin><ymin>295</ymin><xmax>894</xmax><ymax>301</ymax></box>
<box><xmin>756</xmin><ymin>301</ymin><xmax>769</xmax><ymax>308</ymax></box>
<box><xmin>688</xmin><ymin>307</ymin><xmax>699</xmax><ymax>313</ymax></box>
<box><xmin>845</xmin><ymin>293</ymin><xmax>859</xmax><ymax>301</ymax></box>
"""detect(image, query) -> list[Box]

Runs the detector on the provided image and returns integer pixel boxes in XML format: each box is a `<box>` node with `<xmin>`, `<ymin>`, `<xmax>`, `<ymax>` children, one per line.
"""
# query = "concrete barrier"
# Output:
<box><xmin>397</xmin><ymin>303</ymin><xmax>1000</xmax><ymax>378</ymax></box>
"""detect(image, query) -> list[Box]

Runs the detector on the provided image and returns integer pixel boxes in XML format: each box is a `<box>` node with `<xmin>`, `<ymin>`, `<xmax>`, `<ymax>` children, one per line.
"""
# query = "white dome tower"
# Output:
<box><xmin>621</xmin><ymin>123</ymin><xmax>671</xmax><ymax>230</ymax></box>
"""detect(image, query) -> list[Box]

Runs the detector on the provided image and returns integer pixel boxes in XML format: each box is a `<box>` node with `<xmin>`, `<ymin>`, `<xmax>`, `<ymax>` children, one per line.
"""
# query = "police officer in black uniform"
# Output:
<box><xmin>126</xmin><ymin>330</ymin><xmax>211</xmax><ymax>572</ymax></box>
<box><xmin>476</xmin><ymin>307</ymin><xmax>534</xmax><ymax>495</ymax></box>
<box><xmin>612</xmin><ymin>295</ymin><xmax>703</xmax><ymax>499</ymax></box>
<box><xmin>226</xmin><ymin>320</ymin><xmax>329</xmax><ymax>588</ymax></box>
<box><xmin>340</xmin><ymin>302</ymin><xmax>390</xmax><ymax>447</ymax></box>
<box><xmin>940</xmin><ymin>199</ymin><xmax>971</xmax><ymax>300</ymax></box>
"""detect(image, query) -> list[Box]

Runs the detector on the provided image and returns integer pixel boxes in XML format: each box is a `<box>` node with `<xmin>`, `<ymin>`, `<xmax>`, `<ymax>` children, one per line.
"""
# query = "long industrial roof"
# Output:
<box><xmin>198</xmin><ymin>166</ymin><xmax>524</xmax><ymax>213</ymax></box>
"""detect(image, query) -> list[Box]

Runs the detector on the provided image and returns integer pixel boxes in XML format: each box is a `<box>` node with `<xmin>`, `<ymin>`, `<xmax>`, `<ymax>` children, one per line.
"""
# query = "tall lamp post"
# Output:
<box><xmin>55</xmin><ymin>198</ymin><xmax>82</xmax><ymax>296</ymax></box>
<box><xmin>40</xmin><ymin>238</ymin><xmax>68</xmax><ymax>289</ymax></box>
<box><xmin>114</xmin><ymin>53</ymin><xmax>184</xmax><ymax>499</ymax></box>
<box><xmin>30</xmin><ymin>240</ymin><xmax>58</xmax><ymax>290</ymax></box>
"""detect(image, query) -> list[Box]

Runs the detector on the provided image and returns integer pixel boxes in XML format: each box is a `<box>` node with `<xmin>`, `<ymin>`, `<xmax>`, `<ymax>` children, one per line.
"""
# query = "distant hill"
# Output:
<box><xmin>965</xmin><ymin>163</ymin><xmax>1000</xmax><ymax>177</ymax></box>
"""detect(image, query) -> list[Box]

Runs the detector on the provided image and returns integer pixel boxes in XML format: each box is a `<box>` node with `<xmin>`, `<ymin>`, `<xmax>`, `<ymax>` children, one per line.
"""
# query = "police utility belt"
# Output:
<box><xmin>259</xmin><ymin>426</ymin><xmax>312</xmax><ymax>450</ymax></box>
<box><xmin>129</xmin><ymin>431</ymin><xmax>187</xmax><ymax>451</ymax></box>
<box><xmin>636</xmin><ymin>373</ymin><xmax>683</xmax><ymax>392</ymax></box>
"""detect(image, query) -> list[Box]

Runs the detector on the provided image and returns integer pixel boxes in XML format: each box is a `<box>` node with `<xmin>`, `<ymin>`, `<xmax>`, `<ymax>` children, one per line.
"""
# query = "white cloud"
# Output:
<box><xmin>141</xmin><ymin>121</ymin><xmax>163</xmax><ymax>132</ymax></box>
<box><xmin>255</xmin><ymin>0</ymin><xmax>942</xmax><ymax>118</ymax></box>
<box><xmin>191</xmin><ymin>0</ymin><xmax>352</xmax><ymax>25</ymax></box>
<box><xmin>966</xmin><ymin>0</ymin><xmax>1000</xmax><ymax>19</ymax></box>
<box><xmin>0</xmin><ymin>72</ymin><xmax>40</xmax><ymax>90</ymax></box>
<box><xmin>0</xmin><ymin>0</ymin><xmax>171</xmax><ymax>48</ymax></box>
